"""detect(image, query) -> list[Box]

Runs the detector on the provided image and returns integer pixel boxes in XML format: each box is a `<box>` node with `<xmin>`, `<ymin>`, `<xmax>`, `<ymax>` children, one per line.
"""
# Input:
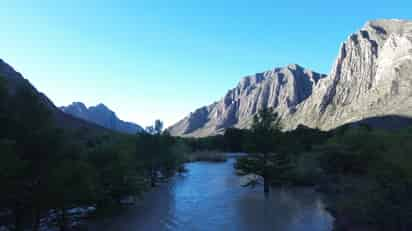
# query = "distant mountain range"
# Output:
<box><xmin>0</xmin><ymin>58</ymin><xmax>109</xmax><ymax>135</ymax></box>
<box><xmin>2</xmin><ymin>19</ymin><xmax>412</xmax><ymax>138</ymax></box>
<box><xmin>60</xmin><ymin>102</ymin><xmax>143</xmax><ymax>134</ymax></box>
<box><xmin>0</xmin><ymin>59</ymin><xmax>142</xmax><ymax>135</ymax></box>
<box><xmin>169</xmin><ymin>19</ymin><xmax>412</xmax><ymax>137</ymax></box>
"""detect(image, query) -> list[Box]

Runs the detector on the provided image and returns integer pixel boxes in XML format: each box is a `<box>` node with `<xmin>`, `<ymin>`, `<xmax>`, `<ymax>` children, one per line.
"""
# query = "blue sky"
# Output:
<box><xmin>0</xmin><ymin>1</ymin><xmax>411</xmax><ymax>127</ymax></box>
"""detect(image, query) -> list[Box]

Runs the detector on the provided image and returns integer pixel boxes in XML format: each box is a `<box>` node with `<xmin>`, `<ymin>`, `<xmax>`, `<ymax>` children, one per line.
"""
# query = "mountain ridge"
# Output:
<box><xmin>169</xmin><ymin>19</ymin><xmax>412</xmax><ymax>137</ymax></box>
<box><xmin>0</xmin><ymin>58</ymin><xmax>110</xmax><ymax>135</ymax></box>
<box><xmin>169</xmin><ymin>64</ymin><xmax>326</xmax><ymax>136</ymax></box>
<box><xmin>60</xmin><ymin>102</ymin><xmax>144</xmax><ymax>134</ymax></box>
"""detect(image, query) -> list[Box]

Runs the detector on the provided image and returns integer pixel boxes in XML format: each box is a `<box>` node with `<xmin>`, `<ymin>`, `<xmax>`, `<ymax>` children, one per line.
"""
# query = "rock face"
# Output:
<box><xmin>61</xmin><ymin>102</ymin><xmax>143</xmax><ymax>134</ymax></box>
<box><xmin>169</xmin><ymin>19</ymin><xmax>412</xmax><ymax>137</ymax></box>
<box><xmin>289</xmin><ymin>19</ymin><xmax>412</xmax><ymax>130</ymax></box>
<box><xmin>169</xmin><ymin>64</ymin><xmax>326</xmax><ymax>136</ymax></box>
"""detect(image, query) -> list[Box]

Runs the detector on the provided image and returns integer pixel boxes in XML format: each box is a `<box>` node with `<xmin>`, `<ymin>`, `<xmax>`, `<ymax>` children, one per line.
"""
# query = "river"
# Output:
<box><xmin>88</xmin><ymin>158</ymin><xmax>334</xmax><ymax>231</ymax></box>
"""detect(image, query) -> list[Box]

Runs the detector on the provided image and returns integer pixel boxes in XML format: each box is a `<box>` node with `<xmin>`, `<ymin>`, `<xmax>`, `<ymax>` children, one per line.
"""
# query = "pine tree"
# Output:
<box><xmin>235</xmin><ymin>108</ymin><xmax>293</xmax><ymax>195</ymax></box>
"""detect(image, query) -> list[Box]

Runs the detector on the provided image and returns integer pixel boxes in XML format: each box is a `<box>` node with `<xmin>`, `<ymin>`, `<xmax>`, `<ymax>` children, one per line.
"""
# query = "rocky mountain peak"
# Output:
<box><xmin>287</xmin><ymin>18</ymin><xmax>412</xmax><ymax>130</ymax></box>
<box><xmin>1</xmin><ymin>58</ymin><xmax>143</xmax><ymax>135</ymax></box>
<box><xmin>67</xmin><ymin>102</ymin><xmax>87</xmax><ymax>112</ymax></box>
<box><xmin>61</xmin><ymin>102</ymin><xmax>143</xmax><ymax>134</ymax></box>
<box><xmin>170</xmin><ymin>19</ymin><xmax>412</xmax><ymax>137</ymax></box>
<box><xmin>89</xmin><ymin>103</ymin><xmax>115</xmax><ymax>117</ymax></box>
<box><xmin>94</xmin><ymin>103</ymin><xmax>109</xmax><ymax>110</ymax></box>
<box><xmin>364</xmin><ymin>19</ymin><xmax>412</xmax><ymax>35</ymax></box>
<box><xmin>169</xmin><ymin>64</ymin><xmax>326</xmax><ymax>137</ymax></box>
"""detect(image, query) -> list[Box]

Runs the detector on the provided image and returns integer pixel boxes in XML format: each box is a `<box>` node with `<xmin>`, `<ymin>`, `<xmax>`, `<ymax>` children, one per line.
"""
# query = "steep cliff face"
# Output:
<box><xmin>170</xmin><ymin>19</ymin><xmax>412</xmax><ymax>137</ymax></box>
<box><xmin>61</xmin><ymin>102</ymin><xmax>144</xmax><ymax>134</ymax></box>
<box><xmin>169</xmin><ymin>64</ymin><xmax>326</xmax><ymax>136</ymax></box>
<box><xmin>289</xmin><ymin>19</ymin><xmax>412</xmax><ymax>130</ymax></box>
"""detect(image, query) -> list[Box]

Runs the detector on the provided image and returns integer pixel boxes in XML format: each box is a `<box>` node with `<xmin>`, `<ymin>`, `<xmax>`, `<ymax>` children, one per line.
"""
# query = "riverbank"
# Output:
<box><xmin>87</xmin><ymin>158</ymin><xmax>333</xmax><ymax>231</ymax></box>
<box><xmin>315</xmin><ymin>176</ymin><xmax>380</xmax><ymax>231</ymax></box>
<box><xmin>1</xmin><ymin>153</ymin><xmax>374</xmax><ymax>231</ymax></box>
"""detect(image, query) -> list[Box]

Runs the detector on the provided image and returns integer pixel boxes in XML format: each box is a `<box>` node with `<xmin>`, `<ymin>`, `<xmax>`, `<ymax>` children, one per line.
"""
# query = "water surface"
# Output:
<box><xmin>89</xmin><ymin>158</ymin><xmax>333</xmax><ymax>231</ymax></box>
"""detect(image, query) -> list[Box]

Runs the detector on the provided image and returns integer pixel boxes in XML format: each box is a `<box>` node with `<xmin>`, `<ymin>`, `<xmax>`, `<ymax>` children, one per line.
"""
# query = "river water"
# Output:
<box><xmin>88</xmin><ymin>158</ymin><xmax>333</xmax><ymax>231</ymax></box>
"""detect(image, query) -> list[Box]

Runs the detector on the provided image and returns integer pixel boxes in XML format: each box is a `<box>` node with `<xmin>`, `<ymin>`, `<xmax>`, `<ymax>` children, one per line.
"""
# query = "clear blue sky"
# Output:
<box><xmin>0</xmin><ymin>1</ymin><xmax>410</xmax><ymax>127</ymax></box>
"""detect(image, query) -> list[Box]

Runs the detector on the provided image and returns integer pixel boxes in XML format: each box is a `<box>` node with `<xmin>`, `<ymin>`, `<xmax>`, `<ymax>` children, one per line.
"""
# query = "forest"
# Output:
<box><xmin>1</xmin><ymin>77</ymin><xmax>412</xmax><ymax>231</ymax></box>
<box><xmin>0</xmin><ymin>78</ymin><xmax>189</xmax><ymax>230</ymax></box>
<box><xmin>228</xmin><ymin>108</ymin><xmax>412</xmax><ymax>231</ymax></box>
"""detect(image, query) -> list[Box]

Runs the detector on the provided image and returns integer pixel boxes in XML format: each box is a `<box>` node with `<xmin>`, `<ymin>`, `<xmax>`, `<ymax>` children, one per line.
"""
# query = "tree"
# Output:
<box><xmin>145</xmin><ymin>120</ymin><xmax>164</xmax><ymax>135</ymax></box>
<box><xmin>136</xmin><ymin>132</ymin><xmax>171</xmax><ymax>187</ymax></box>
<box><xmin>135</xmin><ymin>127</ymin><xmax>182</xmax><ymax>187</ymax></box>
<box><xmin>154</xmin><ymin>120</ymin><xmax>164</xmax><ymax>134</ymax></box>
<box><xmin>0</xmin><ymin>77</ymin><xmax>11</xmax><ymax>138</ymax></box>
<box><xmin>0</xmin><ymin>85</ymin><xmax>59</xmax><ymax>230</ymax></box>
<box><xmin>170</xmin><ymin>140</ymin><xmax>190</xmax><ymax>173</ymax></box>
<box><xmin>145</xmin><ymin>126</ymin><xmax>155</xmax><ymax>134</ymax></box>
<box><xmin>136</xmin><ymin>133</ymin><xmax>160</xmax><ymax>187</ymax></box>
<box><xmin>0</xmin><ymin>77</ymin><xmax>6</xmax><ymax>112</ymax></box>
<box><xmin>0</xmin><ymin>140</ymin><xmax>28</xmax><ymax>231</ymax></box>
<box><xmin>223</xmin><ymin>128</ymin><xmax>246</xmax><ymax>152</ymax></box>
<box><xmin>235</xmin><ymin>108</ymin><xmax>293</xmax><ymax>195</ymax></box>
<box><xmin>88</xmin><ymin>140</ymin><xmax>143</xmax><ymax>208</ymax></box>
<box><xmin>47</xmin><ymin>159</ymin><xmax>96</xmax><ymax>231</ymax></box>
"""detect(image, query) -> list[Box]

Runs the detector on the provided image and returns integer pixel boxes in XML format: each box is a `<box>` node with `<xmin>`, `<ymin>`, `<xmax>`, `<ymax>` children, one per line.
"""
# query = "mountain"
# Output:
<box><xmin>169</xmin><ymin>19</ymin><xmax>412</xmax><ymax>137</ymax></box>
<box><xmin>60</xmin><ymin>102</ymin><xmax>144</xmax><ymax>134</ymax></box>
<box><xmin>0</xmin><ymin>58</ymin><xmax>109</xmax><ymax>135</ymax></box>
<box><xmin>169</xmin><ymin>64</ymin><xmax>326</xmax><ymax>136</ymax></box>
<box><xmin>288</xmin><ymin>19</ymin><xmax>412</xmax><ymax>130</ymax></box>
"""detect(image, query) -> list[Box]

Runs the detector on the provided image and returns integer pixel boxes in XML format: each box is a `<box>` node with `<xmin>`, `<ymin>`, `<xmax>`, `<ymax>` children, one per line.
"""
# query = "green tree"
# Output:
<box><xmin>154</xmin><ymin>120</ymin><xmax>164</xmax><ymax>134</ymax></box>
<box><xmin>0</xmin><ymin>77</ymin><xmax>6</xmax><ymax>112</ymax></box>
<box><xmin>47</xmin><ymin>159</ymin><xmax>96</xmax><ymax>231</ymax></box>
<box><xmin>0</xmin><ymin>140</ymin><xmax>28</xmax><ymax>231</ymax></box>
<box><xmin>136</xmin><ymin>133</ymin><xmax>160</xmax><ymax>187</ymax></box>
<box><xmin>136</xmin><ymin>127</ymin><xmax>182</xmax><ymax>187</ymax></box>
<box><xmin>170</xmin><ymin>140</ymin><xmax>190</xmax><ymax>173</ymax></box>
<box><xmin>235</xmin><ymin>108</ymin><xmax>292</xmax><ymax>195</ymax></box>
<box><xmin>223</xmin><ymin>128</ymin><xmax>246</xmax><ymax>152</ymax></box>
<box><xmin>0</xmin><ymin>85</ymin><xmax>59</xmax><ymax>230</ymax></box>
<box><xmin>88</xmin><ymin>141</ymin><xmax>143</xmax><ymax>208</ymax></box>
<box><xmin>145</xmin><ymin>119</ymin><xmax>164</xmax><ymax>135</ymax></box>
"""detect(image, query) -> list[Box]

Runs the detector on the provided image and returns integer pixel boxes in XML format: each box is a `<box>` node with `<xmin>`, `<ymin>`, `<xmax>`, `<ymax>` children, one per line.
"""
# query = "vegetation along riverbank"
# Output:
<box><xmin>1</xmin><ymin>76</ymin><xmax>412</xmax><ymax>231</ymax></box>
